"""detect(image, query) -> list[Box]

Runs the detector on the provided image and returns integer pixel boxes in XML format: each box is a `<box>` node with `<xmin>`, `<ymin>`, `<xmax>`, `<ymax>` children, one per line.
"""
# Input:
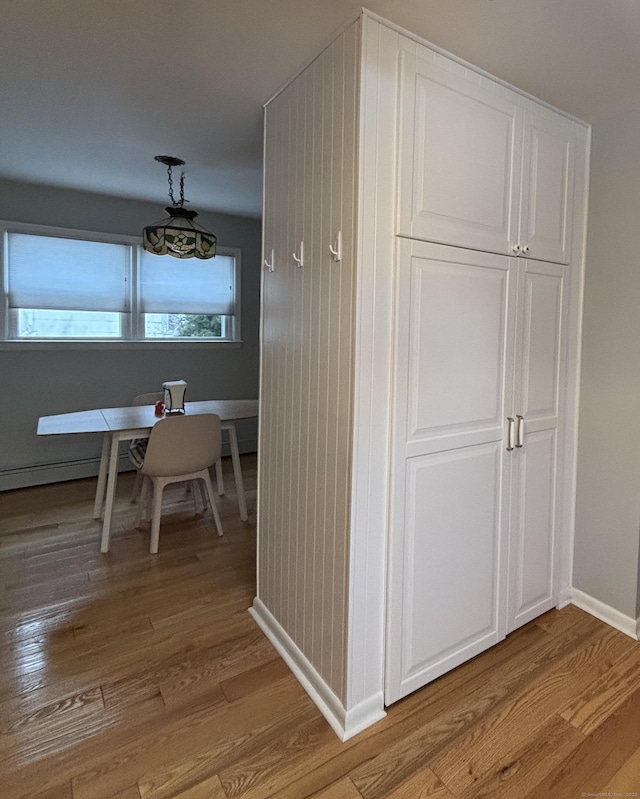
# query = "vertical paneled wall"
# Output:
<box><xmin>257</xmin><ymin>20</ymin><xmax>360</xmax><ymax>702</ymax></box>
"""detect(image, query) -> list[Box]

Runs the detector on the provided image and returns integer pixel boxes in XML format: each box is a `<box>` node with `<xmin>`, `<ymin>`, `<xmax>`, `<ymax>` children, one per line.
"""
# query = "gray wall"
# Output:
<box><xmin>0</xmin><ymin>178</ymin><xmax>261</xmax><ymax>490</ymax></box>
<box><xmin>574</xmin><ymin>111</ymin><xmax>640</xmax><ymax>619</ymax></box>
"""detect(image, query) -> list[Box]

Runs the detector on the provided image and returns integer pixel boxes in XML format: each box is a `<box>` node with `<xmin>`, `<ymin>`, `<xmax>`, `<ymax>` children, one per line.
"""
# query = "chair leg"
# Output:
<box><xmin>130</xmin><ymin>470</ymin><xmax>143</xmax><ymax>503</ymax></box>
<box><xmin>215</xmin><ymin>458</ymin><xmax>225</xmax><ymax>495</ymax></box>
<box><xmin>185</xmin><ymin>480</ymin><xmax>206</xmax><ymax>514</ymax></box>
<box><xmin>149</xmin><ymin>478</ymin><xmax>164</xmax><ymax>554</ymax></box>
<box><xmin>195</xmin><ymin>479</ymin><xmax>207</xmax><ymax>512</ymax></box>
<box><xmin>137</xmin><ymin>474</ymin><xmax>151</xmax><ymax>526</ymax></box>
<box><xmin>202</xmin><ymin>471</ymin><xmax>223</xmax><ymax>537</ymax></box>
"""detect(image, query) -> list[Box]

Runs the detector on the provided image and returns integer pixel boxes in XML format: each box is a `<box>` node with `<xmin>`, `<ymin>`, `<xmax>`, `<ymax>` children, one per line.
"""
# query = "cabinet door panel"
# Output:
<box><xmin>408</xmin><ymin>260</ymin><xmax>506</xmax><ymax>435</ymax></box>
<box><xmin>390</xmin><ymin>444</ymin><xmax>504</xmax><ymax>701</ymax></box>
<box><xmin>398</xmin><ymin>52</ymin><xmax>521</xmax><ymax>255</ymax></box>
<box><xmin>403</xmin><ymin>244</ymin><xmax>515</xmax><ymax>451</ymax></box>
<box><xmin>520</xmin><ymin>109</ymin><xmax>575</xmax><ymax>265</ymax></box>
<box><xmin>520</xmin><ymin>265</ymin><xmax>563</xmax><ymax>423</ymax></box>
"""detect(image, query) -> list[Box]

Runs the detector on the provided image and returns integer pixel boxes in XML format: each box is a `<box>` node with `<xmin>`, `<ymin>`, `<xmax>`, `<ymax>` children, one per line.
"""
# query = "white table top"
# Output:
<box><xmin>36</xmin><ymin>409</ymin><xmax>111</xmax><ymax>435</ymax></box>
<box><xmin>37</xmin><ymin>399</ymin><xmax>259</xmax><ymax>436</ymax></box>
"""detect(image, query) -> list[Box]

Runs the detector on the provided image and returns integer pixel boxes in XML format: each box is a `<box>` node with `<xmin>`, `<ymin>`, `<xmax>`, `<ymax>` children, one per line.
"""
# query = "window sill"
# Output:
<box><xmin>0</xmin><ymin>339</ymin><xmax>243</xmax><ymax>352</ymax></box>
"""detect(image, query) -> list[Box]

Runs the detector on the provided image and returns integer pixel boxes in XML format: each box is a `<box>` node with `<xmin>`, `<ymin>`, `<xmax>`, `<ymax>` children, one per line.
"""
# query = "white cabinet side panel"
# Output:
<box><xmin>259</xmin><ymin>88</ymin><xmax>287</xmax><ymax>612</ymax></box>
<box><xmin>257</xmin><ymin>21</ymin><xmax>360</xmax><ymax>705</ymax></box>
<box><xmin>297</xmin><ymin>62</ymin><xmax>315</xmax><ymax>654</ymax></box>
<box><xmin>314</xmin><ymin>38</ymin><xmax>336</xmax><ymax>683</ymax></box>
<box><xmin>287</xmin><ymin>68</ymin><xmax>306</xmax><ymax>647</ymax></box>
<box><xmin>275</xmin><ymin>79</ymin><xmax>292</xmax><ymax>632</ymax></box>
<box><xmin>301</xmin><ymin>43</ymin><xmax>326</xmax><ymax>683</ymax></box>
<box><xmin>325</xmin><ymin>26</ymin><xmax>354</xmax><ymax>695</ymax></box>
<box><xmin>283</xmin><ymin>73</ymin><xmax>304</xmax><ymax>639</ymax></box>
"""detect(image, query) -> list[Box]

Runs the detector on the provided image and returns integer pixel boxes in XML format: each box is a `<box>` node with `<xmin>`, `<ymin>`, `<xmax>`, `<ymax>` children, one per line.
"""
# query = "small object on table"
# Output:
<box><xmin>162</xmin><ymin>380</ymin><xmax>187</xmax><ymax>413</ymax></box>
<box><xmin>154</xmin><ymin>401</ymin><xmax>165</xmax><ymax>416</ymax></box>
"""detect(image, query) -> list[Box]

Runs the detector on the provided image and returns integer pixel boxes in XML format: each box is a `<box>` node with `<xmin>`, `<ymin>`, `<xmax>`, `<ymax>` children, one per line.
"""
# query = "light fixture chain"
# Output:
<box><xmin>167</xmin><ymin>164</ymin><xmax>176</xmax><ymax>206</ymax></box>
<box><xmin>179</xmin><ymin>172</ymin><xmax>185</xmax><ymax>207</ymax></box>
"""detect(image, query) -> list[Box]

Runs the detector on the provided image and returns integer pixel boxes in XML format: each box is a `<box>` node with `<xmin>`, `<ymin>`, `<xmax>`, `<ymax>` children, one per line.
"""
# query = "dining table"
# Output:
<box><xmin>37</xmin><ymin>399</ymin><xmax>259</xmax><ymax>552</ymax></box>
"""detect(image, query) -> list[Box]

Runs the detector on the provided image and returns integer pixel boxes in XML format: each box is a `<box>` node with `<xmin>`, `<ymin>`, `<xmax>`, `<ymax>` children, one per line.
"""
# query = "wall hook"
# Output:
<box><xmin>264</xmin><ymin>248</ymin><xmax>275</xmax><ymax>272</ymax></box>
<box><xmin>292</xmin><ymin>241</ymin><xmax>305</xmax><ymax>268</ymax></box>
<box><xmin>329</xmin><ymin>231</ymin><xmax>342</xmax><ymax>262</ymax></box>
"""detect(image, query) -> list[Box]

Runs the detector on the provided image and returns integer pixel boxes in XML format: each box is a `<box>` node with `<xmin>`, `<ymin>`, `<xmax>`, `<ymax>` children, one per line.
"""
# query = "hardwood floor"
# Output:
<box><xmin>1</xmin><ymin>458</ymin><xmax>640</xmax><ymax>798</ymax></box>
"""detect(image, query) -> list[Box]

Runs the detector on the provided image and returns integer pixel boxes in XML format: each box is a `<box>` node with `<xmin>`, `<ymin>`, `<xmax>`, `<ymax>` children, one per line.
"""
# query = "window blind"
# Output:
<box><xmin>7</xmin><ymin>233</ymin><xmax>129</xmax><ymax>312</ymax></box>
<box><xmin>139</xmin><ymin>250</ymin><xmax>235</xmax><ymax>315</ymax></box>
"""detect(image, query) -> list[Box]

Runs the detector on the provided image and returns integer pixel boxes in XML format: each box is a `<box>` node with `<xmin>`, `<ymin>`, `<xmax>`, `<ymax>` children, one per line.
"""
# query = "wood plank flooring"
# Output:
<box><xmin>1</xmin><ymin>458</ymin><xmax>640</xmax><ymax>798</ymax></box>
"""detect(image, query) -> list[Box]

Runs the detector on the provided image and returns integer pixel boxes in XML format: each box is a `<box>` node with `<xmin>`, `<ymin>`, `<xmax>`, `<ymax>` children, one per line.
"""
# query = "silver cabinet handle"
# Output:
<box><xmin>516</xmin><ymin>415</ymin><xmax>524</xmax><ymax>448</ymax></box>
<box><xmin>506</xmin><ymin>417</ymin><xmax>515</xmax><ymax>451</ymax></box>
<box><xmin>512</xmin><ymin>244</ymin><xmax>521</xmax><ymax>255</ymax></box>
<box><xmin>522</xmin><ymin>245</ymin><xmax>530</xmax><ymax>255</ymax></box>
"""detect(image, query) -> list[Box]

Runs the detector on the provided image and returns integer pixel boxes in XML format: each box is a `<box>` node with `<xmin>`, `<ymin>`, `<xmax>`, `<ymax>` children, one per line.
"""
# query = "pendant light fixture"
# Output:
<box><xmin>142</xmin><ymin>155</ymin><xmax>216</xmax><ymax>259</ymax></box>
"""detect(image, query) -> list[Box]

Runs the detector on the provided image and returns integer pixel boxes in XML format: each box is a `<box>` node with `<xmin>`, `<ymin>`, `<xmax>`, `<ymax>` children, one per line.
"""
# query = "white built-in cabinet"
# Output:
<box><xmin>385</xmin><ymin>41</ymin><xmax>582</xmax><ymax>704</ymax></box>
<box><xmin>255</xmin><ymin>12</ymin><xmax>589</xmax><ymax>740</ymax></box>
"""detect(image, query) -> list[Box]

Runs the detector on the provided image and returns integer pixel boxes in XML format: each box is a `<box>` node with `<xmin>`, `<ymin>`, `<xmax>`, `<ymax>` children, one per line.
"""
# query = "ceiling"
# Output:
<box><xmin>3</xmin><ymin>0</ymin><xmax>640</xmax><ymax>219</ymax></box>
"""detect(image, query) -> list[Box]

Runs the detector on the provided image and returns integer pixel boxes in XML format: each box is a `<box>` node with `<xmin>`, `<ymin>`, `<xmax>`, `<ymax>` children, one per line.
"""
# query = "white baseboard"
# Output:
<box><xmin>0</xmin><ymin>438</ymin><xmax>257</xmax><ymax>491</ymax></box>
<box><xmin>570</xmin><ymin>588</ymin><xmax>639</xmax><ymax>640</ymax></box>
<box><xmin>249</xmin><ymin>597</ymin><xmax>386</xmax><ymax>741</ymax></box>
<box><xmin>0</xmin><ymin>456</ymin><xmax>109</xmax><ymax>491</ymax></box>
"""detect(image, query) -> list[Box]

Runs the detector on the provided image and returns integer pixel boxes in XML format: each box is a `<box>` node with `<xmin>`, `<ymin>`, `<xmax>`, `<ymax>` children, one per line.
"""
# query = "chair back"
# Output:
<box><xmin>132</xmin><ymin>392</ymin><xmax>164</xmax><ymax>407</ymax></box>
<box><xmin>141</xmin><ymin>413</ymin><xmax>222</xmax><ymax>477</ymax></box>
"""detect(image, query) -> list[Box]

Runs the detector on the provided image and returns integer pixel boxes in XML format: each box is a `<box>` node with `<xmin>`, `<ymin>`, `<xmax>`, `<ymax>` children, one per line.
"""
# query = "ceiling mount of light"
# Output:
<box><xmin>142</xmin><ymin>155</ymin><xmax>216</xmax><ymax>259</ymax></box>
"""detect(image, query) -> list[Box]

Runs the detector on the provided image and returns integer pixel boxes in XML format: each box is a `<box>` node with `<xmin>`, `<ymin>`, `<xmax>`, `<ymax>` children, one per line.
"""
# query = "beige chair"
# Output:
<box><xmin>136</xmin><ymin>413</ymin><xmax>223</xmax><ymax>553</ymax></box>
<box><xmin>130</xmin><ymin>392</ymin><xmax>225</xmax><ymax>506</ymax></box>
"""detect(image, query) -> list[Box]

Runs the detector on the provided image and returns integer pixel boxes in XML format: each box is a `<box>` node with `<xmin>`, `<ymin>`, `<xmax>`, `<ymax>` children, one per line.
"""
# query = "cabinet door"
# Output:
<box><xmin>397</xmin><ymin>52</ymin><xmax>522</xmax><ymax>256</ymax></box>
<box><xmin>507</xmin><ymin>260</ymin><xmax>564</xmax><ymax>631</ymax></box>
<box><xmin>386</xmin><ymin>240</ymin><xmax>516</xmax><ymax>704</ymax></box>
<box><xmin>519</xmin><ymin>108</ymin><xmax>575</xmax><ymax>265</ymax></box>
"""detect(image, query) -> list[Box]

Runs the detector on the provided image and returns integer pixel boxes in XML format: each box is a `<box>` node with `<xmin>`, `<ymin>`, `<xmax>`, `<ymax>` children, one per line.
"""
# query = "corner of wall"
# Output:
<box><xmin>570</xmin><ymin>587</ymin><xmax>639</xmax><ymax>641</ymax></box>
<box><xmin>249</xmin><ymin>598</ymin><xmax>386</xmax><ymax>741</ymax></box>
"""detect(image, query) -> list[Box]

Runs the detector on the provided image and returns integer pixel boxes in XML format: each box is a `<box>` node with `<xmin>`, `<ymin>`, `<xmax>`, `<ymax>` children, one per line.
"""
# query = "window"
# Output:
<box><xmin>0</xmin><ymin>222</ymin><xmax>241</xmax><ymax>343</ymax></box>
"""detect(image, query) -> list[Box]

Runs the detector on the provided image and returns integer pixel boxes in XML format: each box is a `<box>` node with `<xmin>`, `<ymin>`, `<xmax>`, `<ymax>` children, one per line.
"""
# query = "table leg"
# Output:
<box><xmin>93</xmin><ymin>432</ymin><xmax>111</xmax><ymax>519</ymax></box>
<box><xmin>228</xmin><ymin>423</ymin><xmax>248</xmax><ymax>521</ymax></box>
<box><xmin>100</xmin><ymin>435</ymin><xmax>121</xmax><ymax>552</ymax></box>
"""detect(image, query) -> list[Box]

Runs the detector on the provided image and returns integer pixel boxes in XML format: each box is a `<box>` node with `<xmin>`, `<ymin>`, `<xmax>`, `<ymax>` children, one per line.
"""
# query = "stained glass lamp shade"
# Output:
<box><xmin>143</xmin><ymin>156</ymin><xmax>216</xmax><ymax>260</ymax></box>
